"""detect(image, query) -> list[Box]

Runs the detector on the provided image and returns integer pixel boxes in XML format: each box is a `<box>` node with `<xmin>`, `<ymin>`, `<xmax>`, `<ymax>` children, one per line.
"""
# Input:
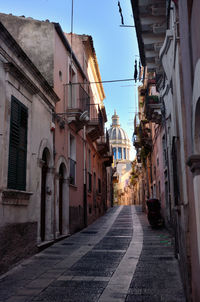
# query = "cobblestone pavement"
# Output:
<box><xmin>0</xmin><ymin>206</ymin><xmax>186</xmax><ymax>302</ymax></box>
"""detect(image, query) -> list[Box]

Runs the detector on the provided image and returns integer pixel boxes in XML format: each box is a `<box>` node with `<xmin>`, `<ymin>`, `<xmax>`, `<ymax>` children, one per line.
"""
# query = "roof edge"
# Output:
<box><xmin>130</xmin><ymin>0</ymin><xmax>146</xmax><ymax>66</ymax></box>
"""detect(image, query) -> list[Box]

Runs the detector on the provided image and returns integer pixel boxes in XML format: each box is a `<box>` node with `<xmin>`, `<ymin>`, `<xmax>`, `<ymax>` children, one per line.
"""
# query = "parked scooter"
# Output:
<box><xmin>146</xmin><ymin>198</ymin><xmax>164</xmax><ymax>228</ymax></box>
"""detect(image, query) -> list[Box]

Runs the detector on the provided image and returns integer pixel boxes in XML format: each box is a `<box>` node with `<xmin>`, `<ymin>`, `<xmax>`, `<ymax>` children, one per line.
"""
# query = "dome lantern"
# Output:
<box><xmin>111</xmin><ymin>110</ymin><xmax>120</xmax><ymax>127</ymax></box>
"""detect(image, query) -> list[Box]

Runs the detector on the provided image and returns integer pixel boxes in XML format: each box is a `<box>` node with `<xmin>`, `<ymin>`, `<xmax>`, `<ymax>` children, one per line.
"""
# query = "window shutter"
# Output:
<box><xmin>8</xmin><ymin>96</ymin><xmax>28</xmax><ymax>190</ymax></box>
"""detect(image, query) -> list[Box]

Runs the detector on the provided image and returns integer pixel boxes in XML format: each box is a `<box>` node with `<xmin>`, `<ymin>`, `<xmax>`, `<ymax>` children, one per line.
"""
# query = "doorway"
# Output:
<box><xmin>40</xmin><ymin>148</ymin><xmax>49</xmax><ymax>242</ymax></box>
<box><xmin>59</xmin><ymin>164</ymin><xmax>65</xmax><ymax>235</ymax></box>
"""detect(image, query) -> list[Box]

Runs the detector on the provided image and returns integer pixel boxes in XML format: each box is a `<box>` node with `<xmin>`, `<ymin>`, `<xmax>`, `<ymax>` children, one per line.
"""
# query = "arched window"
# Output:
<box><xmin>123</xmin><ymin>148</ymin><xmax>126</xmax><ymax>159</ymax></box>
<box><xmin>113</xmin><ymin>147</ymin><xmax>116</xmax><ymax>160</ymax></box>
<box><xmin>118</xmin><ymin>147</ymin><xmax>122</xmax><ymax>159</ymax></box>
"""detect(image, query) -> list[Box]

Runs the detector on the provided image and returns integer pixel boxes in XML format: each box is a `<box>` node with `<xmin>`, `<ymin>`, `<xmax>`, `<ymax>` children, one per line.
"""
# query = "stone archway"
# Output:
<box><xmin>58</xmin><ymin>164</ymin><xmax>64</xmax><ymax>235</ymax></box>
<box><xmin>40</xmin><ymin>148</ymin><xmax>50</xmax><ymax>242</ymax></box>
<box><xmin>56</xmin><ymin>157</ymin><xmax>69</xmax><ymax>237</ymax></box>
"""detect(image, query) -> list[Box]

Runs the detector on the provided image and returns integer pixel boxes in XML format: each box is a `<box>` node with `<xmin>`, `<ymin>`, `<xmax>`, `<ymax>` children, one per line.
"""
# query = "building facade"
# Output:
<box><xmin>0</xmin><ymin>13</ymin><xmax>112</xmax><ymax>273</ymax></box>
<box><xmin>131</xmin><ymin>1</ymin><xmax>200</xmax><ymax>301</ymax></box>
<box><xmin>0</xmin><ymin>21</ymin><xmax>59</xmax><ymax>272</ymax></box>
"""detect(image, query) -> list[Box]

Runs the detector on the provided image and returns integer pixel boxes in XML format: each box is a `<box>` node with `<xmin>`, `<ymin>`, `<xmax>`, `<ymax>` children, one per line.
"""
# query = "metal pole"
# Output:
<box><xmin>70</xmin><ymin>0</ymin><xmax>74</xmax><ymax>108</ymax></box>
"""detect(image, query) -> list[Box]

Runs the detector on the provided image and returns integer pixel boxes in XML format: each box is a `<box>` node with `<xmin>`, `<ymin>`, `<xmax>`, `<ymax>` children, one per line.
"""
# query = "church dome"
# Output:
<box><xmin>108</xmin><ymin>127</ymin><xmax>129</xmax><ymax>142</ymax></box>
<box><xmin>108</xmin><ymin>110</ymin><xmax>131</xmax><ymax>161</ymax></box>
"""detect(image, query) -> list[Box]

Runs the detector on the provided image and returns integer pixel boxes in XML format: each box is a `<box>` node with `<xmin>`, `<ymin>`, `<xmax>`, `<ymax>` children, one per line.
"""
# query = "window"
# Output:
<box><xmin>162</xmin><ymin>135</ymin><xmax>167</xmax><ymax>166</ymax></box>
<box><xmin>118</xmin><ymin>147</ymin><xmax>122</xmax><ymax>159</ymax></box>
<box><xmin>98</xmin><ymin>178</ymin><xmax>101</xmax><ymax>194</ymax></box>
<box><xmin>113</xmin><ymin>118</ymin><xmax>117</xmax><ymax>124</ymax></box>
<box><xmin>113</xmin><ymin>147</ymin><xmax>116</xmax><ymax>160</ymax></box>
<box><xmin>88</xmin><ymin>149</ymin><xmax>92</xmax><ymax>191</ymax></box>
<box><xmin>69</xmin><ymin>134</ymin><xmax>76</xmax><ymax>185</ymax></box>
<box><xmin>68</xmin><ymin>66</ymin><xmax>76</xmax><ymax>108</ymax></box>
<box><xmin>123</xmin><ymin>148</ymin><xmax>126</xmax><ymax>159</ymax></box>
<box><xmin>8</xmin><ymin>96</ymin><xmax>28</xmax><ymax>190</ymax></box>
<box><xmin>88</xmin><ymin>172</ymin><xmax>92</xmax><ymax>192</ymax></box>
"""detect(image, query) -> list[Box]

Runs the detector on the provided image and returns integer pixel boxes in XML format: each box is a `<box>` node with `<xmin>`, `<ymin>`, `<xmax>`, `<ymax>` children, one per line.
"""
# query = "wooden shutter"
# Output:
<box><xmin>8</xmin><ymin>96</ymin><xmax>28</xmax><ymax>190</ymax></box>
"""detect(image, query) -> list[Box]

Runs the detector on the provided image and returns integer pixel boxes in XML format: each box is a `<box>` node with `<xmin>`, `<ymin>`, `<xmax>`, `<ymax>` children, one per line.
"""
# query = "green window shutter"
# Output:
<box><xmin>8</xmin><ymin>96</ymin><xmax>28</xmax><ymax>190</ymax></box>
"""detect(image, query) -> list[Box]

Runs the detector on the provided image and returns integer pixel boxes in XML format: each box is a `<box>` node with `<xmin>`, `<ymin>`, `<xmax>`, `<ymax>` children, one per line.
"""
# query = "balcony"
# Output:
<box><xmin>86</xmin><ymin>105</ymin><xmax>104</xmax><ymax>141</ymax></box>
<box><xmin>144</xmin><ymin>95</ymin><xmax>162</xmax><ymax>124</ymax></box>
<box><xmin>133</xmin><ymin>121</ymin><xmax>152</xmax><ymax>150</ymax></box>
<box><xmin>103</xmin><ymin>150</ymin><xmax>113</xmax><ymax>167</ymax></box>
<box><xmin>96</xmin><ymin>129</ymin><xmax>109</xmax><ymax>155</ymax></box>
<box><xmin>66</xmin><ymin>85</ymin><xmax>90</xmax><ymax>132</ymax></box>
<box><xmin>140</xmin><ymin>127</ymin><xmax>152</xmax><ymax>148</ymax></box>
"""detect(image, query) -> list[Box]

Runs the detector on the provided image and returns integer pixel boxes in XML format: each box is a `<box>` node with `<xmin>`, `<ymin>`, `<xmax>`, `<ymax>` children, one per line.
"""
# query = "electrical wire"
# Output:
<box><xmin>64</xmin><ymin>78</ymin><xmax>137</xmax><ymax>86</ymax></box>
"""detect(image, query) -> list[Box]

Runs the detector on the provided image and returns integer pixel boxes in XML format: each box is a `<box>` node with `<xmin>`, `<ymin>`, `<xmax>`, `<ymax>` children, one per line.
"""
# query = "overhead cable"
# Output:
<box><xmin>64</xmin><ymin>78</ymin><xmax>136</xmax><ymax>85</ymax></box>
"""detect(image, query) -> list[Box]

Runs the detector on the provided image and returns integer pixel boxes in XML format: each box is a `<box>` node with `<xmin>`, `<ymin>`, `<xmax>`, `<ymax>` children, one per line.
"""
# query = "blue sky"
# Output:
<box><xmin>1</xmin><ymin>0</ymin><xmax>140</xmax><ymax>159</ymax></box>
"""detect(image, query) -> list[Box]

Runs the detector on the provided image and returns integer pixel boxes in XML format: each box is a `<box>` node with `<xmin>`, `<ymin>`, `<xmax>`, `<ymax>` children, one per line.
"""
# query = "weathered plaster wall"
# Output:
<box><xmin>0</xmin><ymin>13</ymin><xmax>55</xmax><ymax>86</ymax></box>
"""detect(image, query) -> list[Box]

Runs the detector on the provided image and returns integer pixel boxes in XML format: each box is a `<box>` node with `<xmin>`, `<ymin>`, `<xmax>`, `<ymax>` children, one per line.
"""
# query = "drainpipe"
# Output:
<box><xmin>83</xmin><ymin>125</ymin><xmax>87</xmax><ymax>227</ymax></box>
<box><xmin>52</xmin><ymin>109</ymin><xmax>56</xmax><ymax>241</ymax></box>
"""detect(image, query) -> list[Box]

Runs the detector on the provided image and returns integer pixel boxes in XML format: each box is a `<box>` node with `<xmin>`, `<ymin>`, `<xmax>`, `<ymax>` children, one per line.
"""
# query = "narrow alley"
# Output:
<box><xmin>0</xmin><ymin>206</ymin><xmax>186</xmax><ymax>302</ymax></box>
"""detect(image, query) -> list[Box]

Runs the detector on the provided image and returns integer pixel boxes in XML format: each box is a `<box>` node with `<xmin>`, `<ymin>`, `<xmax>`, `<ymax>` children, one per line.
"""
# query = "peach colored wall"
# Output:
<box><xmin>53</xmin><ymin>30</ymin><xmax>86</xmax><ymax>233</ymax></box>
<box><xmin>54</xmin><ymin>30</ymin><xmax>69</xmax><ymax>162</ymax></box>
<box><xmin>65</xmin><ymin>34</ymin><xmax>86</xmax><ymax>74</ymax></box>
<box><xmin>69</xmin><ymin>130</ymin><xmax>84</xmax><ymax>208</ymax></box>
<box><xmin>53</xmin><ymin>30</ymin><xmax>110</xmax><ymax>232</ymax></box>
<box><xmin>86</xmin><ymin>141</ymin><xmax>103</xmax><ymax>225</ymax></box>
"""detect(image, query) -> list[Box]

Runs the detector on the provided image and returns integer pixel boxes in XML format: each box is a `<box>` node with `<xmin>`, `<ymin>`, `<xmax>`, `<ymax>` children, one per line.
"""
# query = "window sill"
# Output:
<box><xmin>2</xmin><ymin>189</ymin><xmax>33</xmax><ymax>206</ymax></box>
<box><xmin>69</xmin><ymin>184</ymin><xmax>77</xmax><ymax>189</ymax></box>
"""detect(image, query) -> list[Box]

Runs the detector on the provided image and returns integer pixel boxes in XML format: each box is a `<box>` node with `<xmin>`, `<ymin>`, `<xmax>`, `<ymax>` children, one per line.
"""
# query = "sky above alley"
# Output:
<box><xmin>1</xmin><ymin>0</ymin><xmax>140</xmax><ymax>159</ymax></box>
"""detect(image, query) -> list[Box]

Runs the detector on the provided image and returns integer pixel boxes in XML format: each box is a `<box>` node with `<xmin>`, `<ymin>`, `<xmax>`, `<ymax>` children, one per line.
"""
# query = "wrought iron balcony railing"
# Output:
<box><xmin>144</xmin><ymin>95</ymin><xmax>162</xmax><ymax>124</ymax></box>
<box><xmin>96</xmin><ymin>129</ymin><xmax>110</xmax><ymax>155</ymax></box>
<box><xmin>86</xmin><ymin>105</ymin><xmax>104</xmax><ymax>141</ymax></box>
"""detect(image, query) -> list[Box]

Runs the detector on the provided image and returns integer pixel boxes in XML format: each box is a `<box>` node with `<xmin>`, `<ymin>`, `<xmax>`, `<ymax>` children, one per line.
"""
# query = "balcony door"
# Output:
<box><xmin>68</xmin><ymin>66</ymin><xmax>76</xmax><ymax>108</ymax></box>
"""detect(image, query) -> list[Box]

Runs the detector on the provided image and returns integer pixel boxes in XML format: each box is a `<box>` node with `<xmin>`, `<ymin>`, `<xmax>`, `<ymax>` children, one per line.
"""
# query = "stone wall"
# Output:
<box><xmin>69</xmin><ymin>206</ymin><xmax>84</xmax><ymax>234</ymax></box>
<box><xmin>0</xmin><ymin>222</ymin><xmax>37</xmax><ymax>275</ymax></box>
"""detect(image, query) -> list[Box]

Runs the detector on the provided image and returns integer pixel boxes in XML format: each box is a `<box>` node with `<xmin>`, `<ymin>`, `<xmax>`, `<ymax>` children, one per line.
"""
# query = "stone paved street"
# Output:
<box><xmin>0</xmin><ymin>206</ymin><xmax>186</xmax><ymax>302</ymax></box>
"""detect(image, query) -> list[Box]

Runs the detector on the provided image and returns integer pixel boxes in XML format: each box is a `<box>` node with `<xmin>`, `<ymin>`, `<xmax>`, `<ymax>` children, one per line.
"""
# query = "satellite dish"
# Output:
<box><xmin>79</xmin><ymin>111</ymin><xmax>89</xmax><ymax>122</ymax></box>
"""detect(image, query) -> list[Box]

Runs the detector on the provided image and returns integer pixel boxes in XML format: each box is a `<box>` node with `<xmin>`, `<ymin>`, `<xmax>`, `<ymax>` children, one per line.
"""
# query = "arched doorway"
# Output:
<box><xmin>40</xmin><ymin>148</ymin><xmax>49</xmax><ymax>242</ymax></box>
<box><xmin>56</xmin><ymin>158</ymin><xmax>69</xmax><ymax>237</ymax></box>
<box><xmin>59</xmin><ymin>163</ymin><xmax>65</xmax><ymax>235</ymax></box>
